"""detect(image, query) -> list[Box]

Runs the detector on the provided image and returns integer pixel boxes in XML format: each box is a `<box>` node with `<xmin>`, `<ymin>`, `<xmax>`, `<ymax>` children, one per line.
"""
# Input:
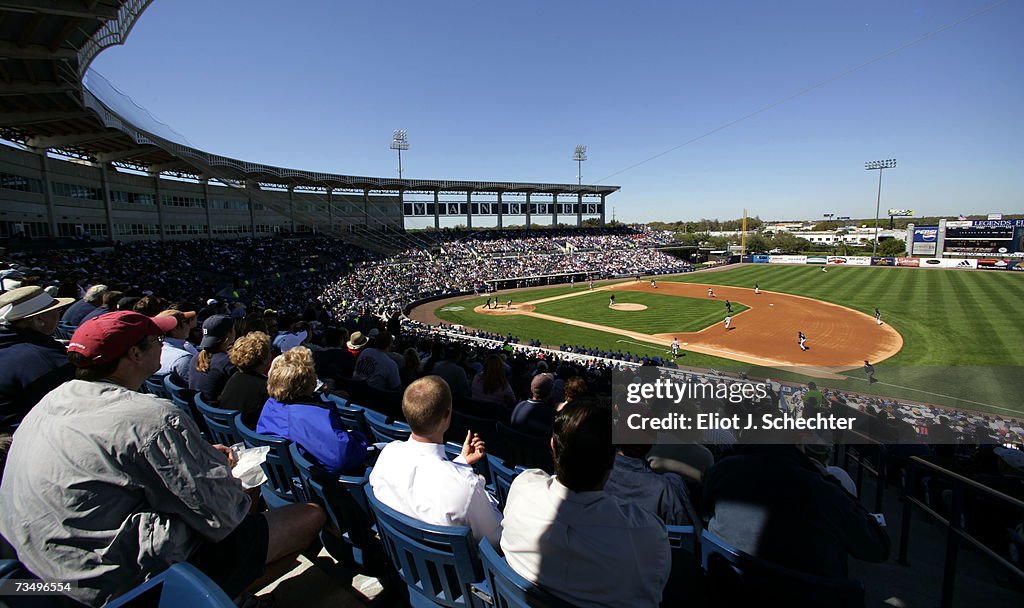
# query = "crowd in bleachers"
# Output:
<box><xmin>1</xmin><ymin>228</ymin><xmax>1023</xmax><ymax>606</ymax></box>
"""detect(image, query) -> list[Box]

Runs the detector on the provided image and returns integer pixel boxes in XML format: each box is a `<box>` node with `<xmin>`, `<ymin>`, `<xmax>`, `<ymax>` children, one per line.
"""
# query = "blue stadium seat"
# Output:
<box><xmin>323</xmin><ymin>394</ymin><xmax>372</xmax><ymax>437</ymax></box>
<box><xmin>700</xmin><ymin>530</ymin><xmax>865</xmax><ymax>608</ymax></box>
<box><xmin>476</xmin><ymin>537</ymin><xmax>572</xmax><ymax>608</ymax></box>
<box><xmin>447</xmin><ymin>409</ymin><xmax>499</xmax><ymax>448</ymax></box>
<box><xmin>363</xmin><ymin>408</ymin><xmax>412</xmax><ymax>443</ymax></box>
<box><xmin>494</xmin><ymin>422</ymin><xmax>553</xmax><ymax>473</ymax></box>
<box><xmin>663</xmin><ymin>525</ymin><xmax>701</xmax><ymax>606</ymax></box>
<box><xmin>106</xmin><ymin>563</ymin><xmax>234</xmax><ymax>607</ymax></box>
<box><xmin>52</xmin><ymin>321</ymin><xmax>77</xmax><ymax>341</ymax></box>
<box><xmin>163</xmin><ymin>374</ymin><xmax>197</xmax><ymax>420</ymax></box>
<box><xmin>486</xmin><ymin>454</ymin><xmax>526</xmax><ymax>510</ymax></box>
<box><xmin>143</xmin><ymin>373</ymin><xmax>171</xmax><ymax>399</ymax></box>
<box><xmin>288</xmin><ymin>443</ymin><xmax>385</xmax><ymax>576</ymax></box>
<box><xmin>193</xmin><ymin>393</ymin><xmax>242</xmax><ymax>447</ymax></box>
<box><xmin>232</xmin><ymin>415</ymin><xmax>305</xmax><ymax>508</ymax></box>
<box><xmin>365</xmin><ymin>484</ymin><xmax>487</xmax><ymax>607</ymax></box>
<box><xmin>443</xmin><ymin>441</ymin><xmax>491</xmax><ymax>480</ymax></box>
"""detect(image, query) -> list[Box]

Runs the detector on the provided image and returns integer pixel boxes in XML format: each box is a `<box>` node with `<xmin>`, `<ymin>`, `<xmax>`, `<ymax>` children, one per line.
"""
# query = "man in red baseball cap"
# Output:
<box><xmin>0</xmin><ymin>311</ymin><xmax>325</xmax><ymax>606</ymax></box>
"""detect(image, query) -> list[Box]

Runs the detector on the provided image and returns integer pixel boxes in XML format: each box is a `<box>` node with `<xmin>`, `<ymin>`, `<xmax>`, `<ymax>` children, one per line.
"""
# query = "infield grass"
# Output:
<box><xmin>433</xmin><ymin>266</ymin><xmax>1024</xmax><ymax>416</ymax></box>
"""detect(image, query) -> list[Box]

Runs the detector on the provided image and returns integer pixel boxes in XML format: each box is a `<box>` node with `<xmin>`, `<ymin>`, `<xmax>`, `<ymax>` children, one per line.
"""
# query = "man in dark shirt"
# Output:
<box><xmin>702</xmin><ymin>443</ymin><xmax>890</xmax><ymax>579</ymax></box>
<box><xmin>510</xmin><ymin>373</ymin><xmax>555</xmax><ymax>436</ymax></box>
<box><xmin>0</xmin><ymin>286</ymin><xmax>75</xmax><ymax>430</ymax></box>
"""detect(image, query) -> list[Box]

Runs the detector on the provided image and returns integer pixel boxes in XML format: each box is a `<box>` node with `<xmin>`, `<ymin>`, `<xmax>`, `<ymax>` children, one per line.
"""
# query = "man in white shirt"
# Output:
<box><xmin>353</xmin><ymin>331</ymin><xmax>401</xmax><ymax>391</ymax></box>
<box><xmin>501</xmin><ymin>401</ymin><xmax>671</xmax><ymax>608</ymax></box>
<box><xmin>369</xmin><ymin>375</ymin><xmax>501</xmax><ymax>546</ymax></box>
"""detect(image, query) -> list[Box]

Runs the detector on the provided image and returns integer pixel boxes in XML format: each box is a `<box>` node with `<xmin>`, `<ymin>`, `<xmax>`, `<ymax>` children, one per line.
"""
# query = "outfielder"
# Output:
<box><xmin>875</xmin><ymin>307</ymin><xmax>882</xmax><ymax>325</ymax></box>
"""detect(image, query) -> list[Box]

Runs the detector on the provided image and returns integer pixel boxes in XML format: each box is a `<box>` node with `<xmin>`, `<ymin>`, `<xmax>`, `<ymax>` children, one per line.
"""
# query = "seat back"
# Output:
<box><xmin>663</xmin><ymin>525</ymin><xmax>701</xmax><ymax>605</ymax></box>
<box><xmin>700</xmin><ymin>530</ymin><xmax>865</xmax><ymax>608</ymax></box>
<box><xmin>477</xmin><ymin>537</ymin><xmax>572</xmax><ymax>608</ymax></box>
<box><xmin>289</xmin><ymin>443</ymin><xmax>382</xmax><ymax>573</ymax></box>
<box><xmin>363</xmin><ymin>385</ymin><xmax>404</xmax><ymax>420</ymax></box>
<box><xmin>486</xmin><ymin>454</ymin><xmax>525</xmax><ymax>510</ymax></box>
<box><xmin>194</xmin><ymin>393</ymin><xmax>243</xmax><ymax>447</ymax></box>
<box><xmin>365</xmin><ymin>484</ymin><xmax>485</xmax><ymax>607</ymax></box>
<box><xmin>163</xmin><ymin>374</ymin><xmax>198</xmax><ymax>420</ymax></box>
<box><xmin>106</xmin><ymin>562</ymin><xmax>235</xmax><ymax>607</ymax></box>
<box><xmin>447</xmin><ymin>409</ymin><xmax>498</xmax><ymax>448</ymax></box>
<box><xmin>494</xmin><ymin>422</ymin><xmax>553</xmax><ymax>473</ymax></box>
<box><xmin>323</xmin><ymin>394</ymin><xmax>372</xmax><ymax>437</ymax></box>
<box><xmin>364</xmin><ymin>408</ymin><xmax>412</xmax><ymax>443</ymax></box>
<box><xmin>233</xmin><ymin>415</ymin><xmax>303</xmax><ymax>506</ymax></box>
<box><xmin>144</xmin><ymin>374</ymin><xmax>171</xmax><ymax>399</ymax></box>
<box><xmin>444</xmin><ymin>442</ymin><xmax>491</xmax><ymax>480</ymax></box>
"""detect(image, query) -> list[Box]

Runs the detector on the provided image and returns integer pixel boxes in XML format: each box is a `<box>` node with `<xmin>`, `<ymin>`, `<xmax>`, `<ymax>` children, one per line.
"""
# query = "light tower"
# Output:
<box><xmin>390</xmin><ymin>129</ymin><xmax>409</xmax><ymax>178</ymax></box>
<box><xmin>864</xmin><ymin>158</ymin><xmax>897</xmax><ymax>256</ymax></box>
<box><xmin>573</xmin><ymin>144</ymin><xmax>587</xmax><ymax>185</ymax></box>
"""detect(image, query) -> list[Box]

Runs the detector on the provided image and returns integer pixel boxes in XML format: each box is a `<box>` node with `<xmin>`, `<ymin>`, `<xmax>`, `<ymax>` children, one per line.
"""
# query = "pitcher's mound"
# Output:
<box><xmin>610</xmin><ymin>303</ymin><xmax>648</xmax><ymax>311</ymax></box>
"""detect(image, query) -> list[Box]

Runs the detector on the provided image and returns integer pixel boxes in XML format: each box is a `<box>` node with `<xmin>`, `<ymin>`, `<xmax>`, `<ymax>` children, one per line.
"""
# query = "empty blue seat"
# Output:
<box><xmin>288</xmin><ymin>443</ymin><xmax>386</xmax><ymax>576</ymax></box>
<box><xmin>485</xmin><ymin>454</ymin><xmax>525</xmax><ymax>510</ymax></box>
<box><xmin>194</xmin><ymin>393</ymin><xmax>243</xmax><ymax>447</ymax></box>
<box><xmin>476</xmin><ymin>537</ymin><xmax>572</xmax><ymax>608</ymax></box>
<box><xmin>106</xmin><ymin>563</ymin><xmax>234</xmax><ymax>607</ymax></box>
<box><xmin>365</xmin><ymin>484</ymin><xmax>487</xmax><ymax>607</ymax></box>
<box><xmin>494</xmin><ymin>422</ymin><xmax>553</xmax><ymax>473</ymax></box>
<box><xmin>364</xmin><ymin>408</ymin><xmax>412</xmax><ymax>443</ymax></box>
<box><xmin>233</xmin><ymin>415</ymin><xmax>305</xmax><ymax>508</ymax></box>
<box><xmin>663</xmin><ymin>525</ymin><xmax>701</xmax><ymax>605</ymax></box>
<box><xmin>323</xmin><ymin>394</ymin><xmax>372</xmax><ymax>437</ymax></box>
<box><xmin>144</xmin><ymin>373</ymin><xmax>171</xmax><ymax>399</ymax></box>
<box><xmin>163</xmin><ymin>374</ymin><xmax>199</xmax><ymax>421</ymax></box>
<box><xmin>700</xmin><ymin>530</ymin><xmax>865</xmax><ymax>608</ymax></box>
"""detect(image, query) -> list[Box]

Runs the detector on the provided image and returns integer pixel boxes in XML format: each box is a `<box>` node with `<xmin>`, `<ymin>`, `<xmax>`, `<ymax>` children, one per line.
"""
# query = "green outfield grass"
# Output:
<box><xmin>535</xmin><ymin>291</ymin><xmax>748</xmax><ymax>334</ymax></box>
<box><xmin>433</xmin><ymin>267</ymin><xmax>1024</xmax><ymax>416</ymax></box>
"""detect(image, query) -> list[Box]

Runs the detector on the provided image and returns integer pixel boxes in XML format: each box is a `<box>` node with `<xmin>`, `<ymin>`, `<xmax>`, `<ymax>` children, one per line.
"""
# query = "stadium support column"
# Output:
<box><xmin>327</xmin><ymin>188</ymin><xmax>334</xmax><ymax>232</ymax></box>
<box><xmin>150</xmin><ymin>170</ymin><xmax>166</xmax><ymax>240</ymax></box>
<box><xmin>526</xmin><ymin>192</ymin><xmax>532</xmax><ymax>228</ymax></box>
<box><xmin>433</xmin><ymin>190</ymin><xmax>440</xmax><ymax>230</ymax></box>
<box><xmin>362</xmin><ymin>189</ymin><xmax>370</xmax><ymax>230</ymax></box>
<box><xmin>906</xmin><ymin>222</ymin><xmax>914</xmax><ymax>256</ymax></box>
<box><xmin>97</xmin><ymin>162</ymin><xmax>114</xmax><ymax>242</ymax></box>
<box><xmin>466</xmin><ymin>190</ymin><xmax>473</xmax><ymax>229</ymax></box>
<box><xmin>287</xmin><ymin>186</ymin><xmax>296</xmax><ymax>232</ymax></box>
<box><xmin>33</xmin><ymin>149</ymin><xmax>57</xmax><ymax>238</ymax></box>
<box><xmin>577</xmin><ymin>192</ymin><xmax>583</xmax><ymax>227</ymax></box>
<box><xmin>201</xmin><ymin>177</ymin><xmax>213</xmax><ymax>239</ymax></box>
<box><xmin>552</xmin><ymin>193</ymin><xmax>558</xmax><ymax>227</ymax></box>
<box><xmin>497</xmin><ymin>191</ymin><xmax>503</xmax><ymax>229</ymax></box>
<box><xmin>600</xmin><ymin>193</ymin><xmax>606</xmax><ymax>227</ymax></box>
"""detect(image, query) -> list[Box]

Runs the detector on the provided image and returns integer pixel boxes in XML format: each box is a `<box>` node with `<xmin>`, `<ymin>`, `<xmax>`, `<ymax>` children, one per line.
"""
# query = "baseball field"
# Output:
<box><xmin>421</xmin><ymin>264</ymin><xmax>1024</xmax><ymax>417</ymax></box>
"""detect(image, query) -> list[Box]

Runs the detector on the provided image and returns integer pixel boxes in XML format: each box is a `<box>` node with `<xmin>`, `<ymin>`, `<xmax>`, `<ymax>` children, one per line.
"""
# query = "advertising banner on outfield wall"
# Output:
<box><xmin>871</xmin><ymin>257</ymin><xmax>896</xmax><ymax>266</ymax></box>
<box><xmin>919</xmin><ymin>258</ymin><xmax>978</xmax><ymax>269</ymax></box>
<box><xmin>826</xmin><ymin>256</ymin><xmax>871</xmax><ymax>266</ymax></box>
<box><xmin>1010</xmin><ymin>261</ymin><xmax>1024</xmax><ymax>271</ymax></box>
<box><xmin>896</xmin><ymin>257</ymin><xmax>920</xmax><ymax>267</ymax></box>
<box><xmin>769</xmin><ymin>255</ymin><xmax>807</xmax><ymax>264</ymax></box>
<box><xmin>976</xmin><ymin>259</ymin><xmax>1012</xmax><ymax>271</ymax></box>
<box><xmin>806</xmin><ymin>256</ymin><xmax>827</xmax><ymax>265</ymax></box>
<box><xmin>752</xmin><ymin>254</ymin><xmax>769</xmax><ymax>264</ymax></box>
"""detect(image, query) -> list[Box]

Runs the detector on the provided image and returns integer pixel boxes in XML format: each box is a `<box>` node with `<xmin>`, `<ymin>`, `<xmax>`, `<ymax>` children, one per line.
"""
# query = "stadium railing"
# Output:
<box><xmin>897</xmin><ymin>455</ymin><xmax>1024</xmax><ymax>608</ymax></box>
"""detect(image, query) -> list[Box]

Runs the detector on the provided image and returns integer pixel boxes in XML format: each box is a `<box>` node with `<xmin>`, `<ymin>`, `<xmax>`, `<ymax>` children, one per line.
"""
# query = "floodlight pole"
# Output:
<box><xmin>390</xmin><ymin>130</ymin><xmax>409</xmax><ymax>179</ymax></box>
<box><xmin>864</xmin><ymin>158</ymin><xmax>896</xmax><ymax>256</ymax></box>
<box><xmin>573</xmin><ymin>145</ymin><xmax>587</xmax><ymax>186</ymax></box>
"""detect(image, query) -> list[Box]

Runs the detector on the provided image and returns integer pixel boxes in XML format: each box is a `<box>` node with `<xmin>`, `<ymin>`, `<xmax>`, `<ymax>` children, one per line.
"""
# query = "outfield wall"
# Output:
<box><xmin>743</xmin><ymin>254</ymin><xmax>1023</xmax><ymax>272</ymax></box>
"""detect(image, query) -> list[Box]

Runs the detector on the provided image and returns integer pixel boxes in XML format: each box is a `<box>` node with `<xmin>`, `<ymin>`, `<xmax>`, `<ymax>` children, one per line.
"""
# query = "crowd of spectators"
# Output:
<box><xmin>1</xmin><ymin>227</ymin><xmax>1023</xmax><ymax>605</ymax></box>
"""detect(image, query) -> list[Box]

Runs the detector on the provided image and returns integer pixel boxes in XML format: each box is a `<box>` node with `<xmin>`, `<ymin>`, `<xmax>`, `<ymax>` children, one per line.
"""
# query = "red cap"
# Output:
<box><xmin>67</xmin><ymin>311</ymin><xmax>178</xmax><ymax>367</ymax></box>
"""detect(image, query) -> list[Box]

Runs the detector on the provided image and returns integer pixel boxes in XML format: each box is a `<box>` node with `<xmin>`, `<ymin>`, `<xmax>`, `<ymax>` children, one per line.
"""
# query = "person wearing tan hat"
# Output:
<box><xmin>0</xmin><ymin>311</ymin><xmax>326</xmax><ymax>606</ymax></box>
<box><xmin>0</xmin><ymin>286</ymin><xmax>75</xmax><ymax>430</ymax></box>
<box><xmin>346</xmin><ymin>330</ymin><xmax>368</xmax><ymax>357</ymax></box>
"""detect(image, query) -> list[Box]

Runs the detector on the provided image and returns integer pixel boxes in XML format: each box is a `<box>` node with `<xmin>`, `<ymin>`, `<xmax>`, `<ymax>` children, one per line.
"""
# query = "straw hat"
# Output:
<box><xmin>0</xmin><ymin>286</ymin><xmax>74</xmax><ymax>325</ymax></box>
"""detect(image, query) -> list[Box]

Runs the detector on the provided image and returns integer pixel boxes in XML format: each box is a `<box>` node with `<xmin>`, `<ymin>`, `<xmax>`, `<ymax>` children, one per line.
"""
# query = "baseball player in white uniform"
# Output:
<box><xmin>671</xmin><ymin>337</ymin><xmax>680</xmax><ymax>358</ymax></box>
<box><xmin>724</xmin><ymin>315</ymin><xmax>732</xmax><ymax>330</ymax></box>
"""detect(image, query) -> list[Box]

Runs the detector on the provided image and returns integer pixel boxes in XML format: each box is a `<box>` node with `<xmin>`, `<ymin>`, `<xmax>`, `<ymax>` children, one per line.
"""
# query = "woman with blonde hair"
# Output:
<box><xmin>471</xmin><ymin>354</ymin><xmax>516</xmax><ymax>410</ymax></box>
<box><xmin>256</xmin><ymin>346</ymin><xmax>367</xmax><ymax>474</ymax></box>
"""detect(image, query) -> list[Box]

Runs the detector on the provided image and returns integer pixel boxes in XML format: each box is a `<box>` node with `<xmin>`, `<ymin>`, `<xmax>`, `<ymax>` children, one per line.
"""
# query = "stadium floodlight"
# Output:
<box><xmin>390</xmin><ymin>129</ymin><xmax>409</xmax><ymax>179</ymax></box>
<box><xmin>864</xmin><ymin>158</ymin><xmax>897</xmax><ymax>256</ymax></box>
<box><xmin>573</xmin><ymin>144</ymin><xmax>587</xmax><ymax>185</ymax></box>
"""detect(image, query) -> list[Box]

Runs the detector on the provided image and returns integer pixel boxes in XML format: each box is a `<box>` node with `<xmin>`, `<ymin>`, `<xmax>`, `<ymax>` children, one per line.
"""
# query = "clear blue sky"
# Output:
<box><xmin>90</xmin><ymin>0</ymin><xmax>1023</xmax><ymax>224</ymax></box>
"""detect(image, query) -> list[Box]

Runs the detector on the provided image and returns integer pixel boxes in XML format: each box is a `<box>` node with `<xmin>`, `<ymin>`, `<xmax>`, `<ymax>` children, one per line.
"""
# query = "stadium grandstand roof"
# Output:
<box><xmin>0</xmin><ymin>0</ymin><xmax>619</xmax><ymax>196</ymax></box>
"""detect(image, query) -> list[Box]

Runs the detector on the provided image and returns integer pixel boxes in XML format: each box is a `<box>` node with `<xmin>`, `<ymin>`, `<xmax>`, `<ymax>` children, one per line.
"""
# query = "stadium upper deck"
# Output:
<box><xmin>0</xmin><ymin>1</ymin><xmax>619</xmax><ymax>249</ymax></box>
